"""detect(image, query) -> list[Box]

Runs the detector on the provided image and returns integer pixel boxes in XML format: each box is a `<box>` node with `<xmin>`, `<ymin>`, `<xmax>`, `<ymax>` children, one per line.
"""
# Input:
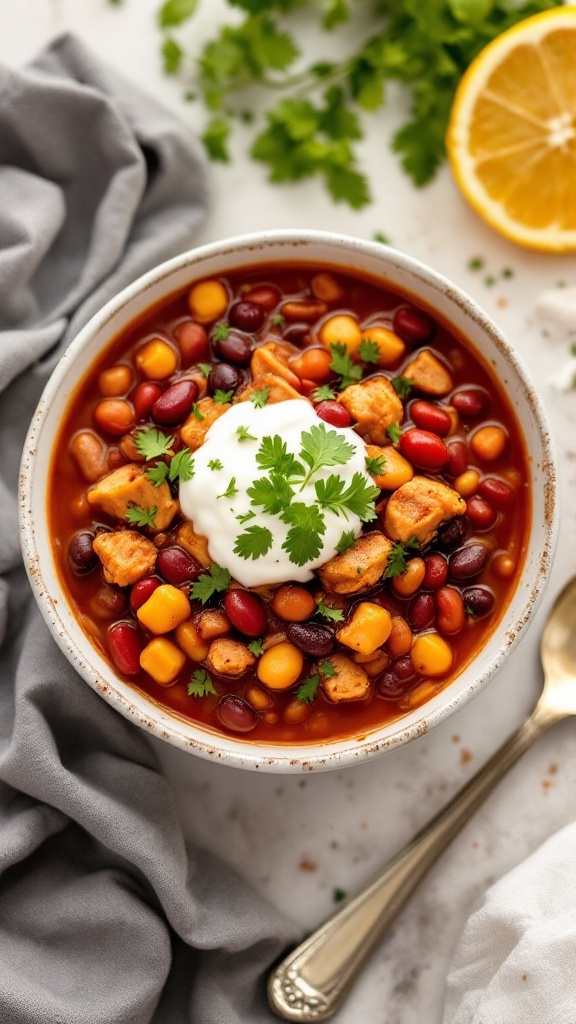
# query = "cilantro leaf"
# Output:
<box><xmin>299</xmin><ymin>421</ymin><xmax>355</xmax><ymax>485</ymax></box>
<box><xmin>187</xmin><ymin>668</ymin><xmax>217</xmax><ymax>698</ymax></box>
<box><xmin>135</xmin><ymin>428</ymin><xmax>174</xmax><ymax>460</ymax></box>
<box><xmin>314</xmin><ymin>471</ymin><xmax>379</xmax><ymax>522</ymax></box>
<box><xmin>247</xmin><ymin>474</ymin><xmax>294</xmax><ymax>515</ymax></box>
<box><xmin>256</xmin><ymin>435</ymin><xmax>304</xmax><ymax>477</ymax></box>
<box><xmin>190</xmin><ymin>564</ymin><xmax>232</xmax><ymax>604</ymax></box>
<box><xmin>192</xmin><ymin>403</ymin><xmax>205</xmax><ymax>421</ymax></box>
<box><xmin>236</xmin><ymin>509</ymin><xmax>256</xmax><ymax>524</ymax></box>
<box><xmin>319</xmin><ymin>659</ymin><xmax>337</xmax><ymax>678</ymax></box>
<box><xmin>146</xmin><ymin>462</ymin><xmax>169</xmax><ymax>487</ymax></box>
<box><xmin>335</xmin><ymin>529</ymin><xmax>356</xmax><ymax>554</ymax></box>
<box><xmin>384</xmin><ymin>539</ymin><xmax>420</xmax><ymax>579</ymax></box>
<box><xmin>392</xmin><ymin>376</ymin><xmax>414</xmax><ymax>400</ymax></box>
<box><xmin>162</xmin><ymin>37</ymin><xmax>184</xmax><ymax>75</ymax></box>
<box><xmin>365</xmin><ymin>453</ymin><xmax>386</xmax><ymax>476</ymax></box>
<box><xmin>158</xmin><ymin>0</ymin><xmax>198</xmax><ymax>28</ymax></box>
<box><xmin>281</xmin><ymin>502</ymin><xmax>325</xmax><ymax>566</ymax></box>
<box><xmin>296</xmin><ymin>674</ymin><xmax>320</xmax><ymax>704</ymax></box>
<box><xmin>202</xmin><ymin>117</ymin><xmax>230</xmax><ymax>162</ymax></box>
<box><xmin>214</xmin><ymin>389</ymin><xmax>234</xmax><ymax>405</ymax></box>
<box><xmin>358</xmin><ymin>338</ymin><xmax>380</xmax><ymax>364</ymax></box>
<box><xmin>272</xmin><ymin>314</ymin><xmax>285</xmax><ymax>326</ymax></box>
<box><xmin>208</xmin><ymin>458</ymin><xmax>223</xmax><ymax>471</ymax></box>
<box><xmin>213</xmin><ymin>323</ymin><xmax>230</xmax><ymax>342</ymax></box>
<box><xmin>125</xmin><ymin>504</ymin><xmax>157</xmax><ymax>528</ymax></box>
<box><xmin>250</xmin><ymin>387</ymin><xmax>270</xmax><ymax>408</ymax></box>
<box><xmin>234</xmin><ymin>525</ymin><xmax>274</xmax><ymax>560</ymax></box>
<box><xmin>248</xmin><ymin>638</ymin><xmax>265</xmax><ymax>656</ymax></box>
<box><xmin>313</xmin><ymin>384</ymin><xmax>336</xmax><ymax>402</ymax></box>
<box><xmin>316</xmin><ymin>599</ymin><xmax>344</xmax><ymax>622</ymax></box>
<box><xmin>169</xmin><ymin>448</ymin><xmax>194</xmax><ymax>482</ymax></box>
<box><xmin>236</xmin><ymin>425</ymin><xmax>257</xmax><ymax>442</ymax></box>
<box><xmin>329</xmin><ymin>342</ymin><xmax>363</xmax><ymax>390</ymax></box>
<box><xmin>387</xmin><ymin>423</ymin><xmax>401</xmax><ymax>445</ymax></box>
<box><xmin>199</xmin><ymin>363</ymin><xmax>212</xmax><ymax>377</ymax></box>
<box><xmin>217</xmin><ymin>477</ymin><xmax>238</xmax><ymax>499</ymax></box>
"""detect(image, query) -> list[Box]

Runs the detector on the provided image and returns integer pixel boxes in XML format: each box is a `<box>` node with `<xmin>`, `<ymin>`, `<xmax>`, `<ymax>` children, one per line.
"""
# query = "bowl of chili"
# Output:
<box><xmin>19</xmin><ymin>230</ymin><xmax>558</xmax><ymax>772</ymax></box>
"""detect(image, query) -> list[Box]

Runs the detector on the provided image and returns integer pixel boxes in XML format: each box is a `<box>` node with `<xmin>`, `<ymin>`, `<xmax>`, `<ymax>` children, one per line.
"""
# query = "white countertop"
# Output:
<box><xmin>4</xmin><ymin>3</ymin><xmax>576</xmax><ymax>1021</ymax></box>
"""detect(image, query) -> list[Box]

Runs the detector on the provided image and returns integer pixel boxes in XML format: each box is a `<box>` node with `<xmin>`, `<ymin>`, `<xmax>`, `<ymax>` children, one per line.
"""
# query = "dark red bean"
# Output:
<box><xmin>423</xmin><ymin>553</ymin><xmax>448</xmax><ymax>590</ymax></box>
<box><xmin>156</xmin><ymin>546</ymin><xmax>202</xmax><ymax>585</ymax></box>
<box><xmin>229</xmin><ymin>301</ymin><xmax>266</xmax><ymax>333</ymax></box>
<box><xmin>436</xmin><ymin>515</ymin><xmax>468</xmax><ymax>552</ymax></box>
<box><xmin>90</xmin><ymin>586</ymin><xmax>127</xmax><ymax>621</ymax></box>
<box><xmin>69</xmin><ymin>532</ymin><xmax>97</xmax><ymax>573</ymax></box>
<box><xmin>377</xmin><ymin>671</ymin><xmax>408</xmax><ymax>700</ymax></box>
<box><xmin>223</xmin><ymin>590</ymin><xmax>267</xmax><ymax>637</ymax></box>
<box><xmin>478</xmin><ymin>477</ymin><xmax>515</xmax><ymax>510</ymax></box>
<box><xmin>392</xmin><ymin>655</ymin><xmax>416</xmax><ymax>682</ymax></box>
<box><xmin>173</xmin><ymin>320</ymin><xmax>208</xmax><ymax>367</ymax></box>
<box><xmin>449</xmin><ymin>543</ymin><xmax>489</xmax><ymax>580</ymax></box>
<box><xmin>393</xmin><ymin>306</ymin><xmax>434</xmax><ymax>345</ymax></box>
<box><xmin>410</xmin><ymin>400</ymin><xmax>451</xmax><ymax>436</ymax></box>
<box><xmin>130</xmin><ymin>576</ymin><xmax>162</xmax><ymax>612</ymax></box>
<box><xmin>315</xmin><ymin>401</ymin><xmax>352</xmax><ymax>428</ymax></box>
<box><xmin>408</xmin><ymin>592</ymin><xmax>435</xmax><ymax>631</ymax></box>
<box><xmin>445</xmin><ymin>440</ymin><xmax>468</xmax><ymax>478</ymax></box>
<box><xmin>462</xmin><ymin>586</ymin><xmax>495</xmax><ymax>617</ymax></box>
<box><xmin>400</xmin><ymin>429</ymin><xmax>448</xmax><ymax>472</ymax></box>
<box><xmin>214</xmin><ymin>330</ymin><xmax>253</xmax><ymax>365</ymax></box>
<box><xmin>466</xmin><ymin>496</ymin><xmax>497</xmax><ymax>530</ymax></box>
<box><xmin>242</xmin><ymin>284</ymin><xmax>281</xmax><ymax>310</ymax></box>
<box><xmin>209</xmin><ymin>362</ymin><xmax>242</xmax><ymax>394</ymax></box>
<box><xmin>452</xmin><ymin>388</ymin><xmax>490</xmax><ymax>420</ymax></box>
<box><xmin>217</xmin><ymin>695</ymin><xmax>258</xmax><ymax>733</ymax></box>
<box><xmin>284</xmin><ymin>324</ymin><xmax>312</xmax><ymax>348</ymax></box>
<box><xmin>285</xmin><ymin>622</ymin><xmax>334</xmax><ymax>657</ymax></box>
<box><xmin>108</xmin><ymin>622</ymin><xmax>142</xmax><ymax>676</ymax></box>
<box><xmin>152</xmin><ymin>380</ymin><xmax>197</xmax><ymax>426</ymax></box>
<box><xmin>133</xmin><ymin>382</ymin><xmax>164</xmax><ymax>419</ymax></box>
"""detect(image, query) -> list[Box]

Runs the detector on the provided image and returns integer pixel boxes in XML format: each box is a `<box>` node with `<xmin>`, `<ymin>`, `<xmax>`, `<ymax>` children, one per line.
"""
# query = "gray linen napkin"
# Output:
<box><xmin>0</xmin><ymin>34</ymin><xmax>295</xmax><ymax>1024</ymax></box>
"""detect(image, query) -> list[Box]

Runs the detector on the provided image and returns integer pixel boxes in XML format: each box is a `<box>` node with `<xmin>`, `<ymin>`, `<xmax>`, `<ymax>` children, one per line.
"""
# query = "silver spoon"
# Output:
<box><xmin>268</xmin><ymin>575</ymin><xmax>576</xmax><ymax>1022</ymax></box>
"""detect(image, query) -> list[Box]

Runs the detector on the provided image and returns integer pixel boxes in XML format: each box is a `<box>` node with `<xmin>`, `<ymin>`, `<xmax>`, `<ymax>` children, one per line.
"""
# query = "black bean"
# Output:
<box><xmin>216</xmin><ymin>695</ymin><xmax>258</xmax><ymax>733</ymax></box>
<box><xmin>286</xmin><ymin>622</ymin><xmax>334</xmax><ymax>657</ymax></box>
<box><xmin>229</xmin><ymin>301</ymin><xmax>266</xmax><ymax>333</ymax></box>
<box><xmin>437</xmin><ymin>515</ymin><xmax>469</xmax><ymax>552</ymax></box>
<box><xmin>209</xmin><ymin>362</ymin><xmax>242</xmax><ymax>394</ymax></box>
<box><xmin>69</xmin><ymin>532</ymin><xmax>97</xmax><ymax>573</ymax></box>
<box><xmin>214</xmin><ymin>330</ymin><xmax>253</xmax><ymax>365</ymax></box>
<box><xmin>377</xmin><ymin>671</ymin><xmax>411</xmax><ymax>700</ymax></box>
<box><xmin>449</xmin><ymin>544</ymin><xmax>489</xmax><ymax>581</ymax></box>
<box><xmin>462</xmin><ymin>586</ymin><xmax>495</xmax><ymax>617</ymax></box>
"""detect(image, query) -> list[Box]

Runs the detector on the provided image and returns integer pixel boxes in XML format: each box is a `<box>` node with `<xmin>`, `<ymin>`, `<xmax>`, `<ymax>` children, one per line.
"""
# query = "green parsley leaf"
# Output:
<box><xmin>296</xmin><ymin>674</ymin><xmax>320</xmax><ymax>704</ymax></box>
<box><xmin>192</xmin><ymin>403</ymin><xmax>205</xmax><ymax>421</ymax></box>
<box><xmin>256</xmin><ymin>435</ymin><xmax>304</xmax><ymax>478</ymax></box>
<box><xmin>272</xmin><ymin>314</ymin><xmax>285</xmax><ymax>326</ymax></box>
<box><xmin>125</xmin><ymin>504</ymin><xmax>157</xmax><ymax>528</ymax></box>
<box><xmin>213</xmin><ymin>322</ymin><xmax>230</xmax><ymax>342</ymax></box>
<box><xmin>135</xmin><ymin>428</ymin><xmax>174</xmax><ymax>461</ymax></box>
<box><xmin>387</xmin><ymin>422</ymin><xmax>401</xmax><ymax>445</ymax></box>
<box><xmin>208</xmin><ymin>458</ymin><xmax>223</xmax><ymax>471</ymax></box>
<box><xmin>158</xmin><ymin>0</ymin><xmax>198</xmax><ymax>29</ymax></box>
<box><xmin>316</xmin><ymin>599</ymin><xmax>344</xmax><ymax>622</ymax></box>
<box><xmin>187</xmin><ymin>668</ymin><xmax>217</xmax><ymax>698</ymax></box>
<box><xmin>314</xmin><ymin>471</ymin><xmax>379</xmax><ymax>522</ymax></box>
<box><xmin>236</xmin><ymin>509</ymin><xmax>256</xmax><ymax>524</ymax></box>
<box><xmin>467</xmin><ymin>256</ymin><xmax>485</xmax><ymax>272</ymax></box>
<box><xmin>146</xmin><ymin>462</ymin><xmax>170</xmax><ymax>487</ymax></box>
<box><xmin>248</xmin><ymin>474</ymin><xmax>294</xmax><ymax>515</ymax></box>
<box><xmin>250</xmin><ymin>387</ymin><xmax>270</xmax><ymax>408</ymax></box>
<box><xmin>365</xmin><ymin>453</ymin><xmax>386</xmax><ymax>476</ymax></box>
<box><xmin>201</xmin><ymin>117</ymin><xmax>230</xmax><ymax>162</ymax></box>
<box><xmin>335</xmin><ymin>529</ymin><xmax>356</xmax><ymax>554</ymax></box>
<box><xmin>319</xmin><ymin>659</ymin><xmax>337</xmax><ymax>678</ymax></box>
<box><xmin>299</xmin><ymin>421</ymin><xmax>355</xmax><ymax>486</ymax></box>
<box><xmin>391</xmin><ymin>376</ymin><xmax>413</xmax><ymax>400</ymax></box>
<box><xmin>313</xmin><ymin>384</ymin><xmax>336</xmax><ymax>402</ymax></box>
<box><xmin>329</xmin><ymin>341</ymin><xmax>362</xmax><ymax>390</ymax></box>
<box><xmin>162</xmin><ymin>37</ymin><xmax>184</xmax><ymax>75</ymax></box>
<box><xmin>237</xmin><ymin>425</ymin><xmax>257</xmax><ymax>442</ymax></box>
<box><xmin>198</xmin><ymin>363</ymin><xmax>212</xmax><ymax>377</ymax></box>
<box><xmin>384</xmin><ymin>538</ymin><xmax>420</xmax><ymax>580</ymax></box>
<box><xmin>358</xmin><ymin>338</ymin><xmax>380</xmax><ymax>364</ymax></box>
<box><xmin>501</xmin><ymin>267</ymin><xmax>514</xmax><ymax>279</ymax></box>
<box><xmin>190</xmin><ymin>564</ymin><xmax>232</xmax><ymax>604</ymax></box>
<box><xmin>214</xmin><ymin>389</ymin><xmax>234</xmax><ymax>405</ymax></box>
<box><xmin>169</xmin><ymin>447</ymin><xmax>194</xmax><ymax>482</ymax></box>
<box><xmin>373</xmin><ymin>232</ymin><xmax>391</xmax><ymax>245</ymax></box>
<box><xmin>281</xmin><ymin>502</ymin><xmax>326</xmax><ymax>566</ymax></box>
<box><xmin>234</xmin><ymin>525</ymin><xmax>274</xmax><ymax>560</ymax></box>
<box><xmin>217</xmin><ymin>477</ymin><xmax>238</xmax><ymax>499</ymax></box>
<box><xmin>248</xmin><ymin>638</ymin><xmax>265</xmax><ymax>656</ymax></box>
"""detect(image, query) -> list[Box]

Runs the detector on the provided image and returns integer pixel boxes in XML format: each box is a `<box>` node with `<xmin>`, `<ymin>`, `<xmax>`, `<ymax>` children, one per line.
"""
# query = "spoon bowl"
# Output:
<box><xmin>540</xmin><ymin>575</ymin><xmax>576</xmax><ymax>715</ymax></box>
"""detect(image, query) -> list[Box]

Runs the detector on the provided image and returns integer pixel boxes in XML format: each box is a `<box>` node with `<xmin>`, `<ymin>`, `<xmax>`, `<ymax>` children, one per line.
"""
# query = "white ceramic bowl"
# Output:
<box><xmin>19</xmin><ymin>230</ymin><xmax>558</xmax><ymax>772</ymax></box>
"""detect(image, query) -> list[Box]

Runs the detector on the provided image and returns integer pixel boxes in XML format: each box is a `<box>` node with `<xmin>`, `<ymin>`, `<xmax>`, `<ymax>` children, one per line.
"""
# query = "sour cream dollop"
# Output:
<box><xmin>179</xmin><ymin>399</ymin><xmax>373</xmax><ymax>588</ymax></box>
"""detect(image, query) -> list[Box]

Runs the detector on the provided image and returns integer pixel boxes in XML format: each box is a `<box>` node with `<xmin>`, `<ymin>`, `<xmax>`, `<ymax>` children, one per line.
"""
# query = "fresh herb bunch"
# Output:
<box><xmin>147</xmin><ymin>0</ymin><xmax>555</xmax><ymax>207</ymax></box>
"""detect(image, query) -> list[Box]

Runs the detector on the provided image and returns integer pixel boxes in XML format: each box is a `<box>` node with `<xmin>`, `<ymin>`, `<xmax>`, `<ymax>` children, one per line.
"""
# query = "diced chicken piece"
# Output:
<box><xmin>384</xmin><ymin>476</ymin><xmax>465</xmax><ymax>546</ymax></box>
<box><xmin>317</xmin><ymin>531</ymin><xmax>393</xmax><ymax>595</ymax></box>
<box><xmin>338</xmin><ymin>376</ymin><xmax>403</xmax><ymax>446</ymax></box>
<box><xmin>87</xmin><ymin>463</ymin><xmax>178</xmax><ymax>530</ymax></box>
<box><xmin>205</xmin><ymin>637</ymin><xmax>256</xmax><ymax>677</ymax></box>
<box><xmin>180</xmin><ymin>397</ymin><xmax>231</xmax><ymax>451</ymax></box>
<box><xmin>250</xmin><ymin>341</ymin><xmax>301</xmax><ymax>388</ymax></box>
<box><xmin>176</xmin><ymin>522</ymin><xmax>212</xmax><ymax>568</ymax></box>
<box><xmin>365</xmin><ymin>444</ymin><xmax>413</xmax><ymax>490</ymax></box>
<box><xmin>402</xmin><ymin>350</ymin><xmax>453</xmax><ymax>396</ymax></box>
<box><xmin>237</xmin><ymin>372</ymin><xmax>304</xmax><ymax>405</ymax></box>
<box><xmin>92</xmin><ymin>530</ymin><xmax>157</xmax><ymax>587</ymax></box>
<box><xmin>197</xmin><ymin>609</ymin><xmax>231</xmax><ymax>640</ymax></box>
<box><xmin>321</xmin><ymin>654</ymin><xmax>370</xmax><ymax>703</ymax></box>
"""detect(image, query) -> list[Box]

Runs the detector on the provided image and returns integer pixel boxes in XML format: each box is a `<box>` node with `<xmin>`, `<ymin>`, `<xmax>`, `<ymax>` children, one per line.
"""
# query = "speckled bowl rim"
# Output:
<box><xmin>19</xmin><ymin>229</ymin><xmax>559</xmax><ymax>773</ymax></box>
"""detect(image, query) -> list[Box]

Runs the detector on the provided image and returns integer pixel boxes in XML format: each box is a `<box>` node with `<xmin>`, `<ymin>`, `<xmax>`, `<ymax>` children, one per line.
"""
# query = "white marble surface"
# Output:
<box><xmin>4</xmin><ymin>2</ymin><xmax>576</xmax><ymax>1021</ymax></box>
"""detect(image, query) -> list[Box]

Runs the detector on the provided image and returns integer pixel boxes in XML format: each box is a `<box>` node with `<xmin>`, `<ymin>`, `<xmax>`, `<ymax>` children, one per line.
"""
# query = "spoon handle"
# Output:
<box><xmin>268</xmin><ymin>700</ymin><xmax>558</xmax><ymax>1022</ymax></box>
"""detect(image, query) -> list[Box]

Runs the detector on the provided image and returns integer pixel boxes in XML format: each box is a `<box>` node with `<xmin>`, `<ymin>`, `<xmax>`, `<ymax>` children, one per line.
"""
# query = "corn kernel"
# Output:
<box><xmin>175</xmin><ymin>619</ymin><xmax>210</xmax><ymax>662</ymax></box>
<box><xmin>257</xmin><ymin>641</ymin><xmax>304</xmax><ymax>690</ymax></box>
<box><xmin>137</xmin><ymin>584</ymin><xmax>190</xmax><ymax>634</ymax></box>
<box><xmin>471</xmin><ymin>425</ymin><xmax>507</xmax><ymax>462</ymax></box>
<box><xmin>410</xmin><ymin>633</ymin><xmax>453</xmax><ymax>676</ymax></box>
<box><xmin>454</xmin><ymin>469</ymin><xmax>480</xmax><ymax>497</ymax></box>
<box><xmin>188</xmin><ymin>280</ymin><xmax>228</xmax><ymax>324</ymax></box>
<box><xmin>140</xmin><ymin>637</ymin><xmax>185</xmax><ymax>685</ymax></box>
<box><xmin>338</xmin><ymin>603</ymin><xmax>392</xmax><ymax>656</ymax></box>
<box><xmin>361</xmin><ymin>325</ymin><xmax>405</xmax><ymax>368</ymax></box>
<box><xmin>366</xmin><ymin>445</ymin><xmax>413</xmax><ymax>490</ymax></box>
<box><xmin>318</xmin><ymin>314</ymin><xmax>362</xmax><ymax>356</ymax></box>
<box><xmin>135</xmin><ymin>339</ymin><xmax>178</xmax><ymax>380</ymax></box>
<box><xmin>392</xmin><ymin>558</ymin><xmax>425</xmax><ymax>598</ymax></box>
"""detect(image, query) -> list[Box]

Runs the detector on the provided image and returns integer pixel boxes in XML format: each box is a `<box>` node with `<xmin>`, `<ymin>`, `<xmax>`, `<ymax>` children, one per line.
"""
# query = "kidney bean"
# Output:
<box><xmin>315</xmin><ymin>400</ymin><xmax>351</xmax><ymax>428</ymax></box>
<box><xmin>223</xmin><ymin>590</ymin><xmax>267</xmax><ymax>637</ymax></box>
<box><xmin>229</xmin><ymin>301</ymin><xmax>266</xmax><ymax>333</ymax></box>
<box><xmin>69</xmin><ymin>532</ymin><xmax>97</xmax><ymax>573</ymax></box>
<box><xmin>285</xmin><ymin>622</ymin><xmax>334</xmax><ymax>657</ymax></box>
<box><xmin>214</xmin><ymin>330</ymin><xmax>253</xmax><ymax>365</ymax></box>
<box><xmin>423</xmin><ymin>553</ymin><xmax>448</xmax><ymax>590</ymax></box>
<box><xmin>311</xmin><ymin>272</ymin><xmax>345</xmax><ymax>303</ymax></box>
<box><xmin>436</xmin><ymin>586</ymin><xmax>465</xmax><ymax>636</ymax></box>
<box><xmin>410</xmin><ymin>400</ymin><xmax>451</xmax><ymax>436</ymax></box>
<box><xmin>130</xmin><ymin>576</ymin><xmax>162</xmax><ymax>612</ymax></box>
<box><xmin>466</xmin><ymin>496</ymin><xmax>497</xmax><ymax>530</ymax></box>
<box><xmin>217</xmin><ymin>695</ymin><xmax>258</xmax><ymax>733</ymax></box>
<box><xmin>377</xmin><ymin>671</ymin><xmax>408</xmax><ymax>700</ymax></box>
<box><xmin>392</xmin><ymin>655</ymin><xmax>416</xmax><ymax>682</ymax></box>
<box><xmin>408</xmin><ymin>592</ymin><xmax>435</xmax><ymax>631</ymax></box>
<box><xmin>209</xmin><ymin>362</ymin><xmax>242</xmax><ymax>394</ymax></box>
<box><xmin>133</xmin><ymin>382</ymin><xmax>164</xmax><ymax>419</ymax></box>
<box><xmin>93</xmin><ymin>399</ymin><xmax>135</xmax><ymax>437</ymax></box>
<box><xmin>173</xmin><ymin>320</ymin><xmax>208</xmax><ymax>366</ymax></box>
<box><xmin>70</xmin><ymin>432</ymin><xmax>108</xmax><ymax>483</ymax></box>
<box><xmin>156</xmin><ymin>546</ymin><xmax>202</xmax><ymax>585</ymax></box>
<box><xmin>90</xmin><ymin>586</ymin><xmax>127</xmax><ymax>621</ymax></box>
<box><xmin>462</xmin><ymin>586</ymin><xmax>495</xmax><ymax>617</ymax></box>
<box><xmin>392</xmin><ymin>306</ymin><xmax>434</xmax><ymax>345</ymax></box>
<box><xmin>152</xmin><ymin>380</ymin><xmax>197</xmax><ymax>426</ymax></box>
<box><xmin>400</xmin><ymin>429</ymin><xmax>448</xmax><ymax>472</ymax></box>
<box><xmin>478</xmin><ymin>477</ymin><xmax>515</xmax><ymax>510</ymax></box>
<box><xmin>452</xmin><ymin>388</ymin><xmax>489</xmax><ymax>419</ymax></box>
<box><xmin>242</xmin><ymin>284</ymin><xmax>281</xmax><ymax>310</ymax></box>
<box><xmin>436</xmin><ymin>515</ymin><xmax>468</xmax><ymax>552</ymax></box>
<box><xmin>283</xmin><ymin>324</ymin><xmax>312</xmax><ymax>348</ymax></box>
<box><xmin>449</xmin><ymin>543</ymin><xmax>489</xmax><ymax>580</ymax></box>
<box><xmin>108</xmin><ymin>622</ymin><xmax>142</xmax><ymax>676</ymax></box>
<box><xmin>445</xmin><ymin>440</ymin><xmax>468</xmax><ymax>478</ymax></box>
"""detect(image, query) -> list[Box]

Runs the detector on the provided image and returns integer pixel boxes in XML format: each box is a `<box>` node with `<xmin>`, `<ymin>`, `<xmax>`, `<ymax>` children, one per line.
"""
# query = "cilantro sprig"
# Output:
<box><xmin>135</xmin><ymin>428</ymin><xmax>173</xmax><ymax>461</ymax></box>
<box><xmin>188</xmin><ymin>669</ymin><xmax>217</xmax><ymax>698</ymax></box>
<box><xmin>190</xmin><ymin>564</ymin><xmax>232</xmax><ymax>604</ymax></box>
<box><xmin>125</xmin><ymin>504</ymin><xmax>157</xmax><ymax>528</ymax></box>
<box><xmin>384</xmin><ymin>537</ymin><xmax>420</xmax><ymax>579</ymax></box>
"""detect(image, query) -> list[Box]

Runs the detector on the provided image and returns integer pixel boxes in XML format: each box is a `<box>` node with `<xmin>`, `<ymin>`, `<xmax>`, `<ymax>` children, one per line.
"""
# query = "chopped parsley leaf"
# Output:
<box><xmin>190</xmin><ymin>564</ymin><xmax>232</xmax><ymax>604</ymax></box>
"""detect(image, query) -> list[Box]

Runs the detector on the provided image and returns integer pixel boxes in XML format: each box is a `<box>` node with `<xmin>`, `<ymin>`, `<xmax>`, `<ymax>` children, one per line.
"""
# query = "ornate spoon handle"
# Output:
<box><xmin>268</xmin><ymin>701</ymin><xmax>558</xmax><ymax>1022</ymax></box>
